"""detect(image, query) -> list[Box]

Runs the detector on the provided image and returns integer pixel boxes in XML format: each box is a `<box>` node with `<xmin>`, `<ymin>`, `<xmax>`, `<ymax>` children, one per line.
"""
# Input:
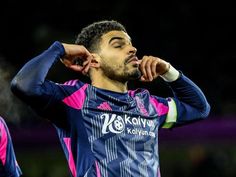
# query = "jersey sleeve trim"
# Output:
<box><xmin>0</xmin><ymin>119</ymin><xmax>8</xmax><ymax>165</ymax></box>
<box><xmin>162</xmin><ymin>98</ymin><xmax>177</xmax><ymax>128</ymax></box>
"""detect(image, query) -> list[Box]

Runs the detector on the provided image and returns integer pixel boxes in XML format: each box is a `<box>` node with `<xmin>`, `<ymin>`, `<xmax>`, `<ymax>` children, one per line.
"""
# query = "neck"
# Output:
<box><xmin>91</xmin><ymin>72</ymin><xmax>128</xmax><ymax>93</ymax></box>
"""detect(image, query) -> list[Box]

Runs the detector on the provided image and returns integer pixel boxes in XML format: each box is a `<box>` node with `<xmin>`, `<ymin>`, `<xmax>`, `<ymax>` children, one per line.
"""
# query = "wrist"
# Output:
<box><xmin>160</xmin><ymin>64</ymin><xmax>180</xmax><ymax>82</ymax></box>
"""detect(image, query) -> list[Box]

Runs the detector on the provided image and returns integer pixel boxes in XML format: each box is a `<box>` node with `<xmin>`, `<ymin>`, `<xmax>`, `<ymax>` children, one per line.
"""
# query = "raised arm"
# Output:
<box><xmin>11</xmin><ymin>41</ymin><xmax>93</xmax><ymax>103</ymax></box>
<box><xmin>139</xmin><ymin>56</ymin><xmax>210</xmax><ymax>127</ymax></box>
<box><xmin>163</xmin><ymin>70</ymin><xmax>211</xmax><ymax>127</ymax></box>
<box><xmin>10</xmin><ymin>41</ymin><xmax>94</xmax><ymax>126</ymax></box>
<box><xmin>11</xmin><ymin>41</ymin><xmax>65</xmax><ymax>99</ymax></box>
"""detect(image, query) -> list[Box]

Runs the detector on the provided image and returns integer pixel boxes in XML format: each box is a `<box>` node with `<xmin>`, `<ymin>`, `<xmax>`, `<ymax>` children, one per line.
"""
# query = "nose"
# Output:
<box><xmin>128</xmin><ymin>45</ymin><xmax>137</xmax><ymax>55</ymax></box>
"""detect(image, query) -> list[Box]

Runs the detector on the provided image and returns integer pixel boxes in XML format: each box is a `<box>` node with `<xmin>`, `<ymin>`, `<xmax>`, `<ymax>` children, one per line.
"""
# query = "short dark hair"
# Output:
<box><xmin>75</xmin><ymin>20</ymin><xmax>127</xmax><ymax>52</ymax></box>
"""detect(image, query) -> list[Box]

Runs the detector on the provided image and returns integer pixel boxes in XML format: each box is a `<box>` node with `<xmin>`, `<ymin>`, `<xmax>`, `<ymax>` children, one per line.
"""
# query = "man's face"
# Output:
<box><xmin>97</xmin><ymin>30</ymin><xmax>141</xmax><ymax>82</ymax></box>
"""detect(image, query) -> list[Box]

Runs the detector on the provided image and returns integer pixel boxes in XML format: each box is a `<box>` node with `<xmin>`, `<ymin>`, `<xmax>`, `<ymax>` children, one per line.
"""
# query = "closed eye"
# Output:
<box><xmin>113</xmin><ymin>42</ymin><xmax>125</xmax><ymax>48</ymax></box>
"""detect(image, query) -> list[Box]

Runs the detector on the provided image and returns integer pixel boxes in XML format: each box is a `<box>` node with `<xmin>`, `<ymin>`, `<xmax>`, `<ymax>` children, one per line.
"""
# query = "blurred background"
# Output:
<box><xmin>0</xmin><ymin>0</ymin><xmax>236</xmax><ymax>176</ymax></box>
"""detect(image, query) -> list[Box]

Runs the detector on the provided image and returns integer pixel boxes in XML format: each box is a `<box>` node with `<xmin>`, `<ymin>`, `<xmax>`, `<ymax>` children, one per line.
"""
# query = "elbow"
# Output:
<box><xmin>11</xmin><ymin>76</ymin><xmax>43</xmax><ymax>98</ymax></box>
<box><xmin>10</xmin><ymin>77</ymin><xmax>21</xmax><ymax>94</ymax></box>
<box><xmin>10</xmin><ymin>76</ymin><xmax>32</xmax><ymax>97</ymax></box>
<box><xmin>200</xmin><ymin>102</ymin><xmax>211</xmax><ymax>119</ymax></box>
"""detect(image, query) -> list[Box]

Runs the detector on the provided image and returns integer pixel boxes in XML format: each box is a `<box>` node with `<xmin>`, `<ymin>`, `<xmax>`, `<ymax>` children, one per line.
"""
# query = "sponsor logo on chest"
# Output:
<box><xmin>100</xmin><ymin>113</ymin><xmax>156</xmax><ymax>137</ymax></box>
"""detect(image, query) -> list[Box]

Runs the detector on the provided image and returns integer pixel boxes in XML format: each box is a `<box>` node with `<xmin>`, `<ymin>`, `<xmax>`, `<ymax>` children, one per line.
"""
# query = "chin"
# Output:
<box><xmin>128</xmin><ymin>69</ymin><xmax>141</xmax><ymax>80</ymax></box>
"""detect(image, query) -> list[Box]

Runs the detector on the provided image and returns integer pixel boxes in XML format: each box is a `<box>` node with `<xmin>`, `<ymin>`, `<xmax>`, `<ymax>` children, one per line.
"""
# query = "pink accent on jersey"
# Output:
<box><xmin>95</xmin><ymin>161</ymin><xmax>101</xmax><ymax>177</ymax></box>
<box><xmin>135</xmin><ymin>96</ymin><xmax>149</xmax><ymax>116</ymax></box>
<box><xmin>128</xmin><ymin>90</ymin><xmax>136</xmax><ymax>97</ymax></box>
<box><xmin>0</xmin><ymin>121</ymin><xmax>8</xmax><ymax>165</ymax></box>
<box><xmin>63</xmin><ymin>80</ymin><xmax>78</xmax><ymax>86</ymax></box>
<box><xmin>157</xmin><ymin>166</ymin><xmax>161</xmax><ymax>177</ymax></box>
<box><xmin>97</xmin><ymin>102</ymin><xmax>112</xmax><ymax>111</ymax></box>
<box><xmin>150</xmin><ymin>97</ymin><xmax>169</xmax><ymax>116</ymax></box>
<box><xmin>63</xmin><ymin>84</ymin><xmax>88</xmax><ymax>110</ymax></box>
<box><xmin>63</xmin><ymin>138</ymin><xmax>77</xmax><ymax>177</ymax></box>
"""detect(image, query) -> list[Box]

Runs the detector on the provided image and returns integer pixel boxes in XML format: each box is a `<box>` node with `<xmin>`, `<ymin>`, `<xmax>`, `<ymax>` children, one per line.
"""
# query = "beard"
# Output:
<box><xmin>101</xmin><ymin>62</ymin><xmax>141</xmax><ymax>83</ymax></box>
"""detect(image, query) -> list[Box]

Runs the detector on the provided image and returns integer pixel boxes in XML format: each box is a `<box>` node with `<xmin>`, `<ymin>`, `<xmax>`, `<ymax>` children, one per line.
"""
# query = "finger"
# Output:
<box><xmin>60</xmin><ymin>58</ymin><xmax>65</xmax><ymax>65</ymax></box>
<box><xmin>69</xmin><ymin>64</ymin><xmax>84</xmax><ymax>72</ymax></box>
<box><xmin>139</xmin><ymin>56</ymin><xmax>148</xmax><ymax>79</ymax></box>
<box><xmin>140</xmin><ymin>75</ymin><xmax>149</xmax><ymax>82</ymax></box>
<box><xmin>145</xmin><ymin>58</ymin><xmax>153</xmax><ymax>81</ymax></box>
<box><xmin>151</xmin><ymin>59</ymin><xmax>159</xmax><ymax>79</ymax></box>
<box><xmin>60</xmin><ymin>58</ymin><xmax>72</xmax><ymax>67</ymax></box>
<box><xmin>79</xmin><ymin>55</ymin><xmax>93</xmax><ymax>69</ymax></box>
<box><xmin>82</xmin><ymin>60</ymin><xmax>91</xmax><ymax>75</ymax></box>
<box><xmin>80</xmin><ymin>46</ymin><xmax>93</xmax><ymax>59</ymax></box>
<box><xmin>81</xmin><ymin>60</ymin><xmax>90</xmax><ymax>67</ymax></box>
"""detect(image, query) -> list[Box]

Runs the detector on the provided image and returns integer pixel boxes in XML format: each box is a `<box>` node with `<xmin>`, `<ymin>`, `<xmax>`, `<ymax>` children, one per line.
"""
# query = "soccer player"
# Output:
<box><xmin>11</xmin><ymin>20</ymin><xmax>210</xmax><ymax>177</ymax></box>
<box><xmin>0</xmin><ymin>116</ymin><xmax>22</xmax><ymax>177</ymax></box>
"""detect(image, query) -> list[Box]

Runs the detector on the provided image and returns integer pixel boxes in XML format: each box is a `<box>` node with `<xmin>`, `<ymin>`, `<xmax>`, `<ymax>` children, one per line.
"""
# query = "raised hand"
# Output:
<box><xmin>60</xmin><ymin>43</ymin><xmax>94</xmax><ymax>75</ymax></box>
<box><xmin>139</xmin><ymin>56</ymin><xmax>170</xmax><ymax>82</ymax></box>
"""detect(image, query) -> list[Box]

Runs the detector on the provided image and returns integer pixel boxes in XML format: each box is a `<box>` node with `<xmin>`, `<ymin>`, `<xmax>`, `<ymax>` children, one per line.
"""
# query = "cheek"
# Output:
<box><xmin>100</xmin><ymin>51</ymin><xmax>126</xmax><ymax>68</ymax></box>
<box><xmin>105</xmin><ymin>57</ymin><xmax>124</xmax><ymax>67</ymax></box>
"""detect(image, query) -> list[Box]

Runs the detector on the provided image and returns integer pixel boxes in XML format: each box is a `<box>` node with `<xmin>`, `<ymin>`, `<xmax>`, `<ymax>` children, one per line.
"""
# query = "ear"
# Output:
<box><xmin>90</xmin><ymin>53</ymin><xmax>101</xmax><ymax>68</ymax></box>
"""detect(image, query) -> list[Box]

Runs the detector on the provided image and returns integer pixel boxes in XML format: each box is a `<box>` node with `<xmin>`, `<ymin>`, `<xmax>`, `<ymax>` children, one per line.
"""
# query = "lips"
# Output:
<box><xmin>127</xmin><ymin>56</ymin><xmax>139</xmax><ymax>64</ymax></box>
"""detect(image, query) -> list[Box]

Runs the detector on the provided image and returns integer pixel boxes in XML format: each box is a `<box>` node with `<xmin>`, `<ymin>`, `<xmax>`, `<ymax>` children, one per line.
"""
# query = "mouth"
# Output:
<box><xmin>126</xmin><ymin>56</ymin><xmax>139</xmax><ymax>65</ymax></box>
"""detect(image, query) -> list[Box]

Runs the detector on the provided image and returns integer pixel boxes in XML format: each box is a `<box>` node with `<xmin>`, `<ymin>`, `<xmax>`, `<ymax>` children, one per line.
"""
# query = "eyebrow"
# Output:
<box><xmin>108</xmin><ymin>37</ymin><xmax>124</xmax><ymax>44</ymax></box>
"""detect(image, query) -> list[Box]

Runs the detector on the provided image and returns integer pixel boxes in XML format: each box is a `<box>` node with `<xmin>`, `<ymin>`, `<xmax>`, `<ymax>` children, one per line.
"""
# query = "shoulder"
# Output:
<box><xmin>55</xmin><ymin>79</ymin><xmax>89</xmax><ymax>90</ymax></box>
<box><xmin>54</xmin><ymin>79</ymin><xmax>90</xmax><ymax>100</ymax></box>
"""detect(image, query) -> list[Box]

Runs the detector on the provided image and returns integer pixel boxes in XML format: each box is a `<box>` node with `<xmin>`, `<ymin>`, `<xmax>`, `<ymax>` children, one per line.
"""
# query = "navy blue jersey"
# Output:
<box><xmin>0</xmin><ymin>117</ymin><xmax>22</xmax><ymax>177</ymax></box>
<box><xmin>11</xmin><ymin>41</ymin><xmax>210</xmax><ymax>177</ymax></box>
